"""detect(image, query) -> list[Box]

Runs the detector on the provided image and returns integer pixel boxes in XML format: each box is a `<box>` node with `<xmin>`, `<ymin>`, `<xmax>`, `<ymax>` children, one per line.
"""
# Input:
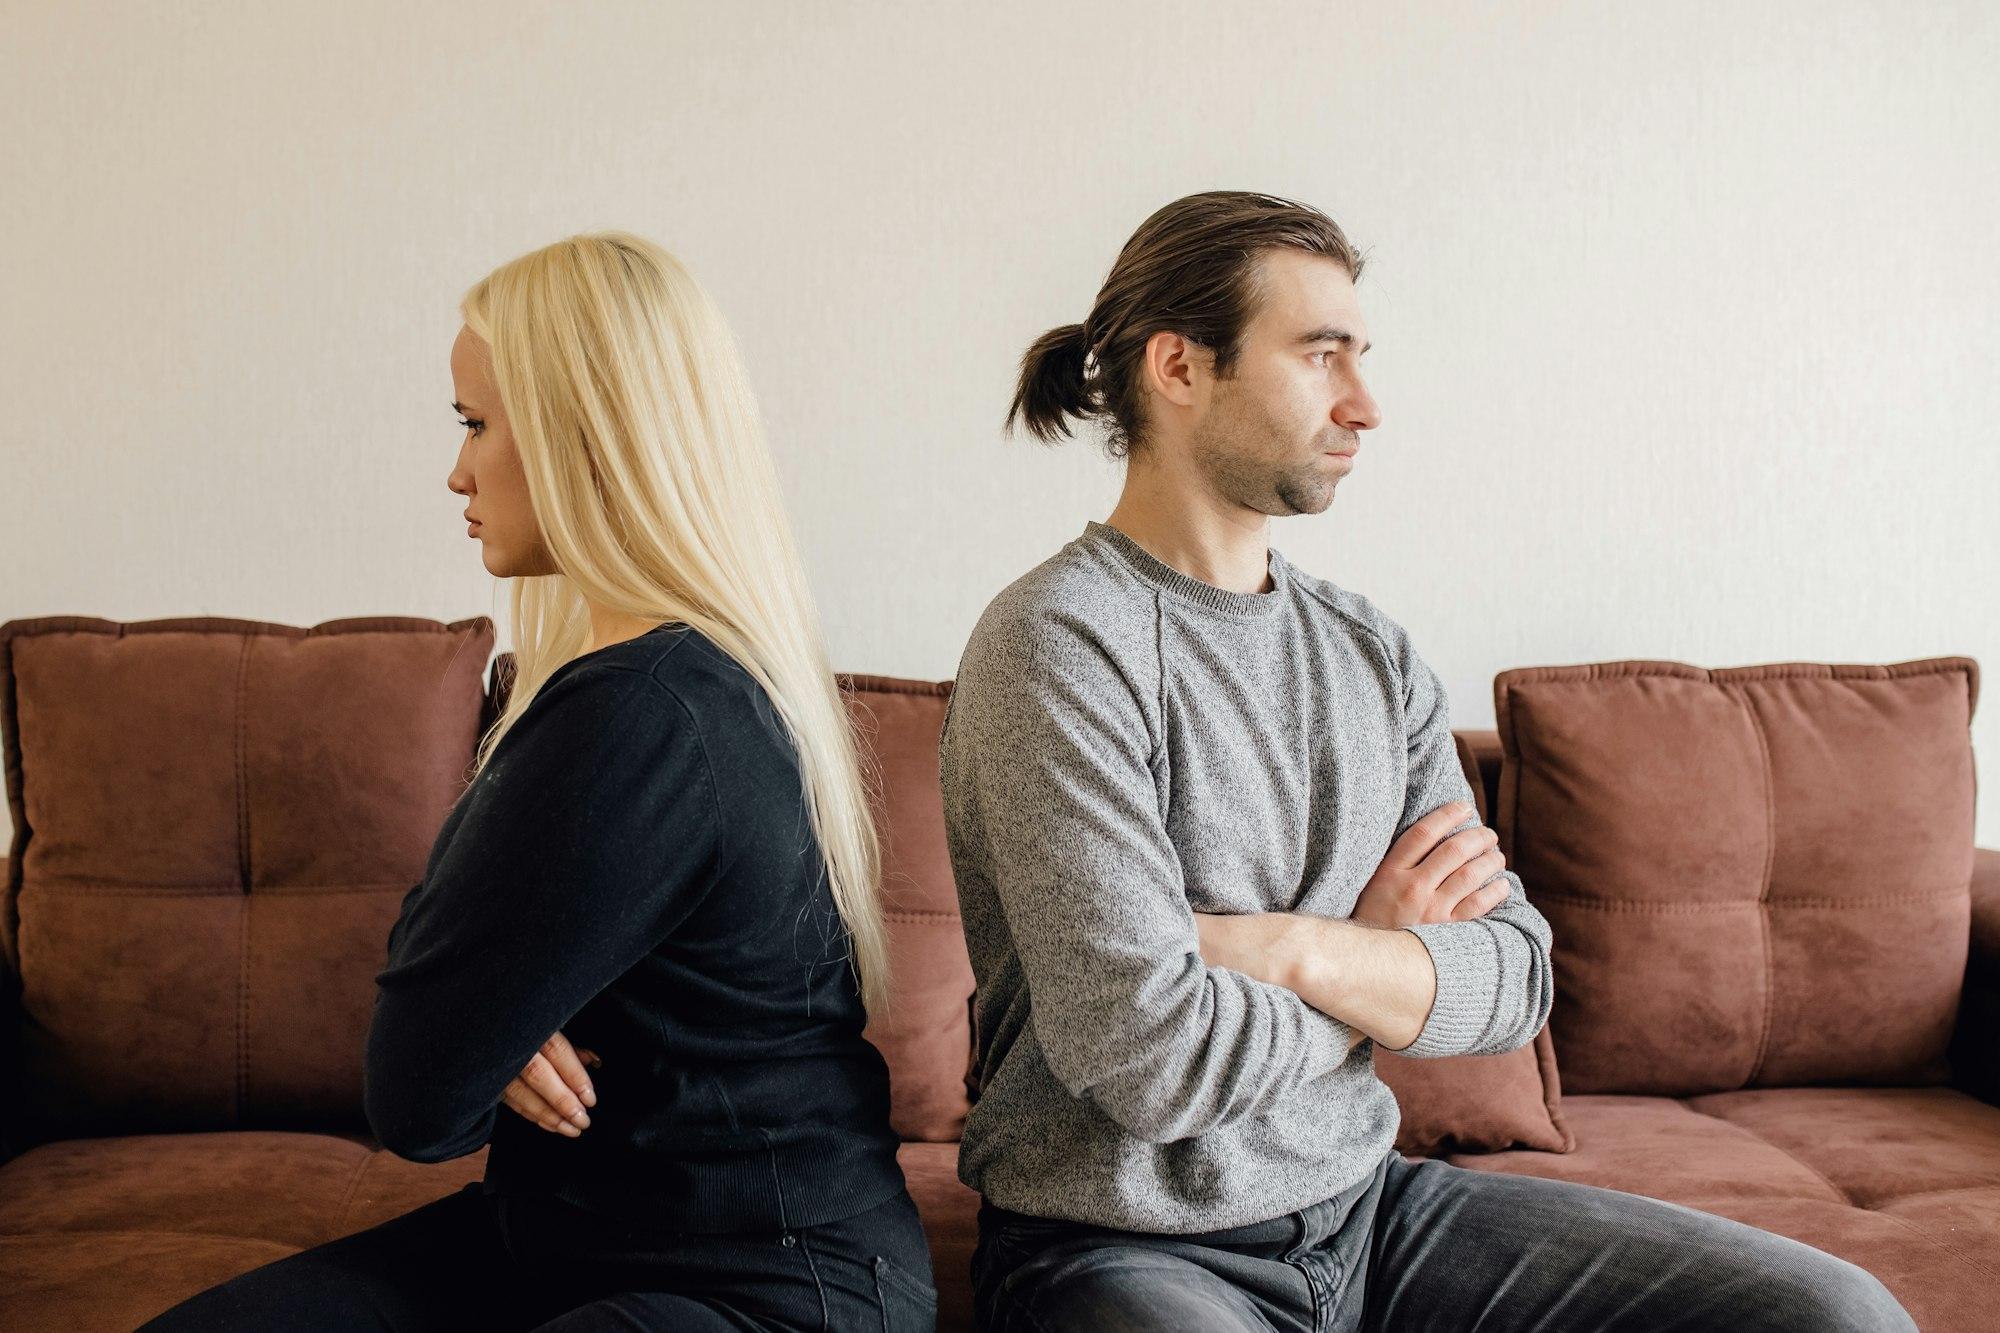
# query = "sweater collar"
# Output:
<box><xmin>1081</xmin><ymin>520</ymin><xmax>1289</xmax><ymax>618</ymax></box>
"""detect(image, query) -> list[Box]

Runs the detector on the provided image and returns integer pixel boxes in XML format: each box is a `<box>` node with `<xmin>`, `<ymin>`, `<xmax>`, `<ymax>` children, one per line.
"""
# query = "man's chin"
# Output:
<box><xmin>1273</xmin><ymin>480</ymin><xmax>1338</xmax><ymax>517</ymax></box>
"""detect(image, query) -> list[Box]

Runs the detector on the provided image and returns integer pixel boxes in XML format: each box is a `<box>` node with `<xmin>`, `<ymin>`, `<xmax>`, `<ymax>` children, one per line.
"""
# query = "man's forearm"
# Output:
<box><xmin>1268</xmin><ymin>915</ymin><xmax>1438</xmax><ymax>1051</ymax></box>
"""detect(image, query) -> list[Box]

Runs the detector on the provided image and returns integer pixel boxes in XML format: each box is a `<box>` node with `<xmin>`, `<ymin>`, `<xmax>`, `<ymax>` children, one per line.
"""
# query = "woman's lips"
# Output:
<box><xmin>467</xmin><ymin>521</ymin><xmax>482</xmax><ymax>537</ymax></box>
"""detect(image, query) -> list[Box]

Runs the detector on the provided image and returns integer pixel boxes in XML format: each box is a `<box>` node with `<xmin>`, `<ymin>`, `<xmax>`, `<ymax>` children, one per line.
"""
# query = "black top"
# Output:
<box><xmin>363</xmin><ymin>623</ymin><xmax>906</xmax><ymax>1232</ymax></box>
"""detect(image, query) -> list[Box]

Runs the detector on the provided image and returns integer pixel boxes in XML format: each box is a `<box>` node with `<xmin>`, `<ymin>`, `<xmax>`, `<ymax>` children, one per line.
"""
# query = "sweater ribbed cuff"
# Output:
<box><xmin>1395</xmin><ymin>920</ymin><xmax>1500</xmax><ymax>1058</ymax></box>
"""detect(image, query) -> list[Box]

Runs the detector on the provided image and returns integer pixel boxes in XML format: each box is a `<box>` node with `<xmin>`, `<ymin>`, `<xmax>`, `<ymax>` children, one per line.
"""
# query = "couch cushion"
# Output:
<box><xmin>1451</xmin><ymin>1087</ymin><xmax>2000</xmax><ymax>1333</ymax></box>
<box><xmin>1447</xmin><ymin>1093</ymin><xmax>1846</xmax><ymax>1204</ymax></box>
<box><xmin>1493</xmin><ymin>657</ymin><xmax>1978</xmax><ymax>1096</ymax></box>
<box><xmin>0</xmin><ymin>1129</ymin><xmax>478</xmax><ymax>1329</ymax></box>
<box><xmin>0</xmin><ymin>1233</ymin><xmax>301</xmax><ymax>1333</ymax></box>
<box><xmin>0</xmin><ymin>1133</ymin><xmax>980</xmax><ymax>1332</ymax></box>
<box><xmin>0</xmin><ymin>1131</ymin><xmax>382</xmax><ymax>1248</ymax></box>
<box><xmin>1684</xmin><ymin>1085</ymin><xmax>2000</xmax><ymax>1207</ymax></box>
<box><xmin>1377</xmin><ymin>1027</ymin><xmax>1573</xmax><ymax>1155</ymax></box>
<box><xmin>1677</xmin><ymin>1197</ymin><xmax>1990</xmax><ymax>1333</ymax></box>
<box><xmin>0</xmin><ymin>616</ymin><xmax>495</xmax><ymax>1138</ymax></box>
<box><xmin>839</xmin><ymin>675</ymin><xmax>977</xmax><ymax>1144</ymax></box>
<box><xmin>897</xmin><ymin>1140</ymin><xmax>980</xmax><ymax>1333</ymax></box>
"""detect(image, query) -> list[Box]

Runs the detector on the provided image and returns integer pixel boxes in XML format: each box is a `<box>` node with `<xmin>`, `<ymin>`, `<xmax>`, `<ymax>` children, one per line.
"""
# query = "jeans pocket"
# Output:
<box><xmin>870</xmin><ymin>1253</ymin><xmax>939</xmax><ymax>1331</ymax></box>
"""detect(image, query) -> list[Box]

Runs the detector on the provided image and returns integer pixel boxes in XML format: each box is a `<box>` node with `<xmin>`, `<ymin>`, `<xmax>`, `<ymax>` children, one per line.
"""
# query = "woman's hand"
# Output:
<box><xmin>502</xmin><ymin>1030</ymin><xmax>600</xmax><ymax>1137</ymax></box>
<box><xmin>1352</xmin><ymin>801</ymin><xmax>1510</xmax><ymax>929</ymax></box>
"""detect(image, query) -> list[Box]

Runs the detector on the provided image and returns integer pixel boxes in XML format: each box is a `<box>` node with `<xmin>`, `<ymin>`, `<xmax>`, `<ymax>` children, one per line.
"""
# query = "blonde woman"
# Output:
<box><xmin>140</xmin><ymin>234</ymin><xmax>936</xmax><ymax>1331</ymax></box>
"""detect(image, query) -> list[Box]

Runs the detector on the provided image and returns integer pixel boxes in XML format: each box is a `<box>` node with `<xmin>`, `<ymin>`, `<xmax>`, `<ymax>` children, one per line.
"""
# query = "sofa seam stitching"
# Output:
<box><xmin>1678</xmin><ymin>1100</ymin><xmax>1853</xmax><ymax>1206</ymax></box>
<box><xmin>1865</xmin><ymin>1208</ymin><xmax>2000</xmax><ymax>1285</ymax></box>
<box><xmin>323</xmin><ymin>1149</ymin><xmax>379</xmax><ymax>1241</ymax></box>
<box><xmin>1731</xmin><ymin>684</ymin><xmax>1780</xmax><ymax>1087</ymax></box>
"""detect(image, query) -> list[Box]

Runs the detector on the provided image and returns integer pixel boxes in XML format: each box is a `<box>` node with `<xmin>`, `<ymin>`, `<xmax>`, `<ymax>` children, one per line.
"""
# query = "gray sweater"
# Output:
<box><xmin>938</xmin><ymin>520</ymin><xmax>1555</xmax><ymax>1232</ymax></box>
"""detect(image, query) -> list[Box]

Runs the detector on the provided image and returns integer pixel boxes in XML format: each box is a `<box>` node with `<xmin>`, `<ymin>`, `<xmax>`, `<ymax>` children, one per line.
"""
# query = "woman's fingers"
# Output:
<box><xmin>518</xmin><ymin>1052</ymin><xmax>591</xmax><ymax>1128</ymax></box>
<box><xmin>540</xmin><ymin>1031</ymin><xmax>598</xmax><ymax>1107</ymax></box>
<box><xmin>497</xmin><ymin>1031</ymin><xmax>600</xmax><ymax>1138</ymax></box>
<box><xmin>501</xmin><ymin>1077</ymin><xmax>581</xmax><ymax>1136</ymax></box>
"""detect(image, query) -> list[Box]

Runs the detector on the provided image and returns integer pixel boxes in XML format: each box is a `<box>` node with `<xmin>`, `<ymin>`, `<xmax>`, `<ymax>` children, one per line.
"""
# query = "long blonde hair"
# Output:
<box><xmin>460</xmin><ymin>231</ymin><xmax>889</xmax><ymax>1018</ymax></box>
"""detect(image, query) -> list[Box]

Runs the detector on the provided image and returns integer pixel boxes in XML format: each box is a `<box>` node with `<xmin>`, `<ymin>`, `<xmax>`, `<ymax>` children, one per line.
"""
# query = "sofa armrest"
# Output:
<box><xmin>1951</xmin><ymin>847</ymin><xmax>2000</xmax><ymax>1106</ymax></box>
<box><xmin>0</xmin><ymin>853</ymin><xmax>16</xmax><ymax>1166</ymax></box>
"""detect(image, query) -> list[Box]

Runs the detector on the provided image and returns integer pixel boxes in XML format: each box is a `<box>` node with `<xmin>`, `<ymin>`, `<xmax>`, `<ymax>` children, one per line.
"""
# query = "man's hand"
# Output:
<box><xmin>501</xmin><ymin>1030</ymin><xmax>600</xmax><ymax>1137</ymax></box>
<box><xmin>1352</xmin><ymin>801</ymin><xmax>1509</xmax><ymax>929</ymax></box>
<box><xmin>1191</xmin><ymin>800</ymin><xmax>1507</xmax><ymax>987</ymax></box>
<box><xmin>1191</xmin><ymin>801</ymin><xmax>1509</xmax><ymax>1049</ymax></box>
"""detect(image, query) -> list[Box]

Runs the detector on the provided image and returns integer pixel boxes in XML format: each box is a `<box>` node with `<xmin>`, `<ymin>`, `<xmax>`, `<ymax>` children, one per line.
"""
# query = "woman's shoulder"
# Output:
<box><xmin>542</xmin><ymin>624</ymin><xmax>787</xmax><ymax>762</ymax></box>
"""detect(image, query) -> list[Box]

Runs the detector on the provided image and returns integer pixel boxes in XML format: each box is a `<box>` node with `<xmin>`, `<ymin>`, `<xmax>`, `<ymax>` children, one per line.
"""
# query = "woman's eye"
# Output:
<box><xmin>456</xmin><ymin>416</ymin><xmax>483</xmax><ymax>435</ymax></box>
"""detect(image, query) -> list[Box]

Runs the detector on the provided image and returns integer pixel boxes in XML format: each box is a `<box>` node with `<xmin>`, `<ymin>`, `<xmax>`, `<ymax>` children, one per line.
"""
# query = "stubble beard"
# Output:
<box><xmin>1190</xmin><ymin>391</ymin><xmax>1339</xmax><ymax>519</ymax></box>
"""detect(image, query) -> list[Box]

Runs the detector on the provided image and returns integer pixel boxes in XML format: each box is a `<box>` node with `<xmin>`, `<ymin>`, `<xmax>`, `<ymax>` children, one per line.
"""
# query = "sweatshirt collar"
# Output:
<box><xmin>1081</xmin><ymin>520</ymin><xmax>1289</xmax><ymax>618</ymax></box>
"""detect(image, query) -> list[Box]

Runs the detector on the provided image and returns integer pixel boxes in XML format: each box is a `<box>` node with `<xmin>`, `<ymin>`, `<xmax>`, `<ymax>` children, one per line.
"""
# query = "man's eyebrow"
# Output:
<box><xmin>1296</xmin><ymin>326</ymin><xmax>1372</xmax><ymax>355</ymax></box>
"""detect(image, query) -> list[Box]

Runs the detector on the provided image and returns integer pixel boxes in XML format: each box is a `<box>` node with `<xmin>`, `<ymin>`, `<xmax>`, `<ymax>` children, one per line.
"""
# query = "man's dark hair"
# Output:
<box><xmin>1006</xmin><ymin>190</ymin><xmax>1367</xmax><ymax>457</ymax></box>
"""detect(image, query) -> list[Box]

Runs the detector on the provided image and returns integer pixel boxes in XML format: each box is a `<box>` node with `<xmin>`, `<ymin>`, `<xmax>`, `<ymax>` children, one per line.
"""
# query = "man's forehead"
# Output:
<box><xmin>1249</xmin><ymin>249</ymin><xmax>1367</xmax><ymax>342</ymax></box>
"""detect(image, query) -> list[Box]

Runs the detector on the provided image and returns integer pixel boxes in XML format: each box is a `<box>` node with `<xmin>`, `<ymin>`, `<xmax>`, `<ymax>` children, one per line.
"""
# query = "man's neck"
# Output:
<box><xmin>1103</xmin><ymin>463</ymin><xmax>1273</xmax><ymax>596</ymax></box>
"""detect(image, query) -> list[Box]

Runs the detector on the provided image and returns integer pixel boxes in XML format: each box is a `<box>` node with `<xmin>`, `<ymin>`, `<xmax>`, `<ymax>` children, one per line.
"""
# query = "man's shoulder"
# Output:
<box><xmin>965</xmin><ymin>534</ymin><xmax>1162</xmax><ymax>658</ymax></box>
<box><xmin>1283</xmin><ymin>560</ymin><xmax>1457</xmax><ymax>717</ymax></box>
<box><xmin>1283</xmin><ymin>556</ymin><xmax>1413</xmax><ymax>663</ymax></box>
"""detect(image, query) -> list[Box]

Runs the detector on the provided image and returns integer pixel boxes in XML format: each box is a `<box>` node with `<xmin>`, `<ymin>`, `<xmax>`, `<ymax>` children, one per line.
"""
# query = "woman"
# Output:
<box><xmin>140</xmin><ymin>233</ymin><xmax>937</xmax><ymax>1331</ymax></box>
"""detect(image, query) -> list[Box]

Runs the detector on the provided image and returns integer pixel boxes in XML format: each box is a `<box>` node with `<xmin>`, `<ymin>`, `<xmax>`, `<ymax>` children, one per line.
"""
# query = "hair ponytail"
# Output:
<box><xmin>1004</xmin><ymin>322</ymin><xmax>1091</xmax><ymax>443</ymax></box>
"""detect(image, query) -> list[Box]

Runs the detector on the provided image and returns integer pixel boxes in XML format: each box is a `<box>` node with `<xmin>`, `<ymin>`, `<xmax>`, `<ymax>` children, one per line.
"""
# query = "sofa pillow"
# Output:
<box><xmin>1377</xmin><ymin>1027</ymin><xmax>1574</xmax><ymax>1155</ymax></box>
<box><xmin>0</xmin><ymin>615</ymin><xmax>494</xmax><ymax>1136</ymax></box>
<box><xmin>1374</xmin><ymin>730</ymin><xmax>1574</xmax><ymax>1156</ymax></box>
<box><xmin>838</xmin><ymin>675</ymin><xmax>977</xmax><ymax>1143</ymax></box>
<box><xmin>1493</xmin><ymin>657</ymin><xmax>1978</xmax><ymax>1097</ymax></box>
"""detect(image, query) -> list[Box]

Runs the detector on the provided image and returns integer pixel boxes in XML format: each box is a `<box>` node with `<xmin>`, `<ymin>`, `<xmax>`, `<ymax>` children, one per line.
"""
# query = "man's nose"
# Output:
<box><xmin>1339</xmin><ymin>381</ymin><xmax>1382</xmax><ymax>432</ymax></box>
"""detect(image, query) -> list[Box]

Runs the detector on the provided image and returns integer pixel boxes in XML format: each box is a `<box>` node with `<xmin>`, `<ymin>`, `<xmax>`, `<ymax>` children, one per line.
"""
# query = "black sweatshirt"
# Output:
<box><xmin>363</xmin><ymin>623</ymin><xmax>907</xmax><ymax>1232</ymax></box>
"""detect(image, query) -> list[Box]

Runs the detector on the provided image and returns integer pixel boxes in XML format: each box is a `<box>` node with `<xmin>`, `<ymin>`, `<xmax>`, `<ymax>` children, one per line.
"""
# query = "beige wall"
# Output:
<box><xmin>3</xmin><ymin>1</ymin><xmax>1996</xmax><ymax>844</ymax></box>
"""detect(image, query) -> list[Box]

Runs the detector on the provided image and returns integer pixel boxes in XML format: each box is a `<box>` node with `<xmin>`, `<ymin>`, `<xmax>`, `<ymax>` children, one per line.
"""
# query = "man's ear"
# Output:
<box><xmin>1142</xmin><ymin>329</ymin><xmax>1205</xmax><ymax>409</ymax></box>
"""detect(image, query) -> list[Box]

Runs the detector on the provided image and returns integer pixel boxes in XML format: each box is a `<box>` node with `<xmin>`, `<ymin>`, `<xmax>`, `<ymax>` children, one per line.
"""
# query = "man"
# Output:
<box><xmin>937</xmin><ymin>190</ymin><xmax>1915</xmax><ymax>1332</ymax></box>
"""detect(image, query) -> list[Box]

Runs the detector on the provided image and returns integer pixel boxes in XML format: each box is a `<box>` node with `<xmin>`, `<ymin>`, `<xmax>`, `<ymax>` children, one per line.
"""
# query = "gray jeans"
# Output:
<box><xmin>971</xmin><ymin>1147</ymin><xmax>1916</xmax><ymax>1332</ymax></box>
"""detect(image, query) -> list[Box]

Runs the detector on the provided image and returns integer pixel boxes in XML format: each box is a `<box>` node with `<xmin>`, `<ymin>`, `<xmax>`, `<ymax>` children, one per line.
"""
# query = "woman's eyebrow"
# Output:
<box><xmin>451</xmin><ymin>400</ymin><xmax>479</xmax><ymax>414</ymax></box>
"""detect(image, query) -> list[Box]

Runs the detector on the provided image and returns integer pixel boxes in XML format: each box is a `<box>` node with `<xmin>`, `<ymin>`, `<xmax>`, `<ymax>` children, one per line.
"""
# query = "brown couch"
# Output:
<box><xmin>1</xmin><ymin>616</ymin><xmax>1994</xmax><ymax>1332</ymax></box>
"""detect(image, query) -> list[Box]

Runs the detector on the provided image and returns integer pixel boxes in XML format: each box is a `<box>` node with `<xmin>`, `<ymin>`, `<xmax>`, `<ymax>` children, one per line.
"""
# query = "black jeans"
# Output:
<box><xmin>136</xmin><ymin>1181</ymin><xmax>937</xmax><ymax>1331</ymax></box>
<box><xmin>972</xmin><ymin>1147</ymin><xmax>1916</xmax><ymax>1332</ymax></box>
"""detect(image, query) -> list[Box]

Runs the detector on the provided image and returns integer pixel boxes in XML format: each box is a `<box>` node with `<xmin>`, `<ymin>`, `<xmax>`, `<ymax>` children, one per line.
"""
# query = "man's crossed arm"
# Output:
<box><xmin>1196</xmin><ymin>633</ymin><xmax>1558</xmax><ymax>1060</ymax></box>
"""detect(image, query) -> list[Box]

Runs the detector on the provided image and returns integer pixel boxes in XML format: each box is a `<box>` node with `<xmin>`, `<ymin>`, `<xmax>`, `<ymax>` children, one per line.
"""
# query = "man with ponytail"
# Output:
<box><xmin>939</xmin><ymin>191</ymin><xmax>1913</xmax><ymax>1331</ymax></box>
